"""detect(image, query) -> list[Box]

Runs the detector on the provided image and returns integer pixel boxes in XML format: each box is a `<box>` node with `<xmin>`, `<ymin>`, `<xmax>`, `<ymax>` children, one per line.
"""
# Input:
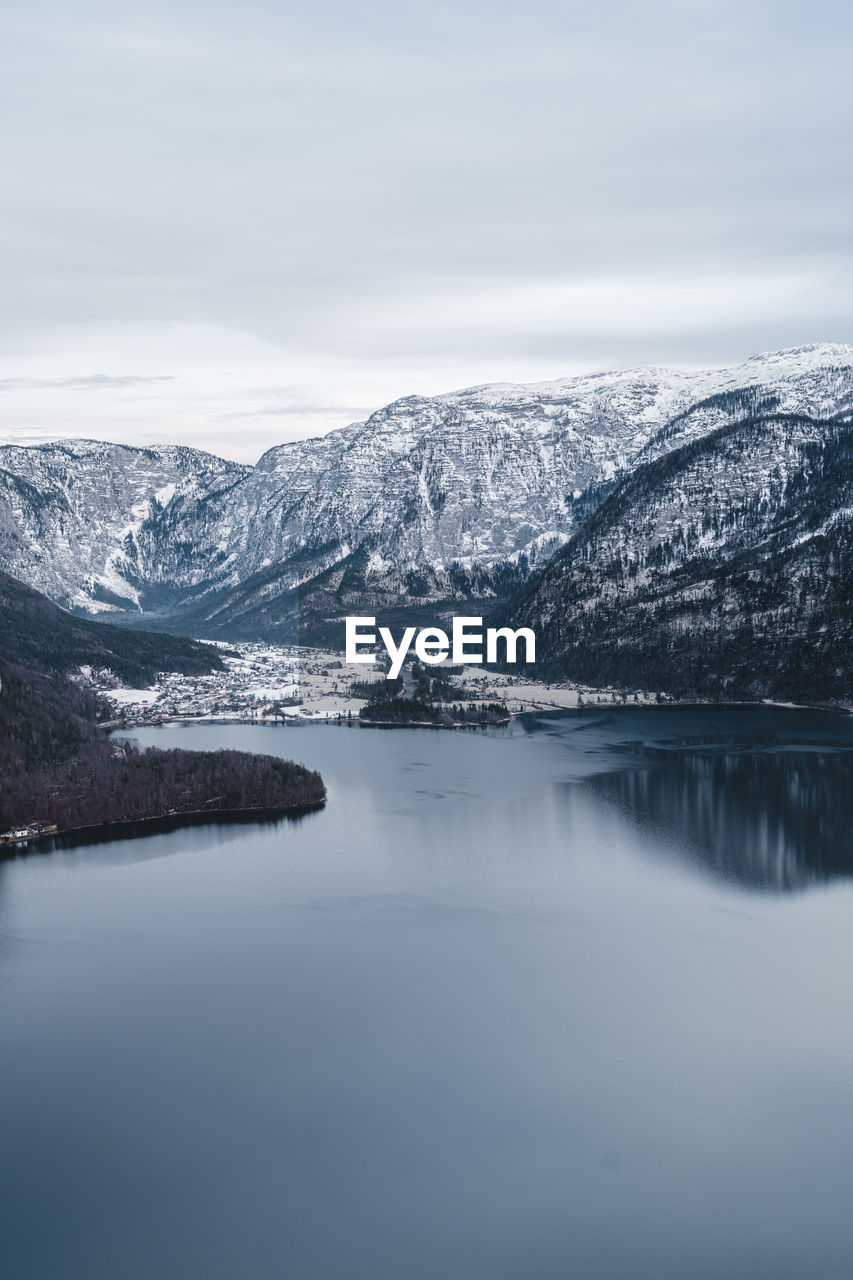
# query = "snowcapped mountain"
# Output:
<box><xmin>507</xmin><ymin>407</ymin><xmax>853</xmax><ymax>702</ymax></box>
<box><xmin>0</xmin><ymin>343</ymin><xmax>852</xmax><ymax>640</ymax></box>
<box><xmin>0</xmin><ymin>441</ymin><xmax>247</xmax><ymax>613</ymax></box>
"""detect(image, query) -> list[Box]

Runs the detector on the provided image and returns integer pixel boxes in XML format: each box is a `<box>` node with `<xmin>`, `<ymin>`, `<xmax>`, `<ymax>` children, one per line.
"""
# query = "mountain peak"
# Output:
<box><xmin>1</xmin><ymin>344</ymin><xmax>852</xmax><ymax>637</ymax></box>
<box><xmin>742</xmin><ymin>341</ymin><xmax>853</xmax><ymax>366</ymax></box>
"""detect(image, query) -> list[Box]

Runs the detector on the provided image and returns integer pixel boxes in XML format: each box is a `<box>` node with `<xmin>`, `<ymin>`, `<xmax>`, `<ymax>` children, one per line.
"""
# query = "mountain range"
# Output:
<box><xmin>0</xmin><ymin>342</ymin><xmax>852</xmax><ymax>700</ymax></box>
<box><xmin>2</xmin><ymin>343</ymin><xmax>852</xmax><ymax>648</ymax></box>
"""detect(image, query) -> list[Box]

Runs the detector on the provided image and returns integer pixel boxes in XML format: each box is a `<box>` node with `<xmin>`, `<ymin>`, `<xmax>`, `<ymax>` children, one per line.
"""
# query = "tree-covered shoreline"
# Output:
<box><xmin>0</xmin><ymin>654</ymin><xmax>324</xmax><ymax>839</ymax></box>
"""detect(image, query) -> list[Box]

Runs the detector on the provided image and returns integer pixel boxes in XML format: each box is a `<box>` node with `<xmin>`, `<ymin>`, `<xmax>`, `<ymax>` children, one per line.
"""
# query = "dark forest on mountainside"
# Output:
<box><xmin>507</xmin><ymin>412</ymin><xmax>853</xmax><ymax>705</ymax></box>
<box><xmin>0</xmin><ymin>577</ymin><xmax>324</xmax><ymax>837</ymax></box>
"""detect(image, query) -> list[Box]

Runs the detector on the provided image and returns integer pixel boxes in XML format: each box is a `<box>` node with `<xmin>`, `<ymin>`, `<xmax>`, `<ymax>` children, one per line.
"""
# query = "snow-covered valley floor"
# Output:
<box><xmin>84</xmin><ymin>641</ymin><xmax>668</xmax><ymax>727</ymax></box>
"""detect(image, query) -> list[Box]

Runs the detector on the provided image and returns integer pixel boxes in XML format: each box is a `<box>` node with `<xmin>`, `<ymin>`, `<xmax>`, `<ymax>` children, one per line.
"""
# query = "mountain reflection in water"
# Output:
<box><xmin>586</xmin><ymin>740</ymin><xmax>853</xmax><ymax>891</ymax></box>
<box><xmin>6</xmin><ymin>711</ymin><xmax>853</xmax><ymax>1280</ymax></box>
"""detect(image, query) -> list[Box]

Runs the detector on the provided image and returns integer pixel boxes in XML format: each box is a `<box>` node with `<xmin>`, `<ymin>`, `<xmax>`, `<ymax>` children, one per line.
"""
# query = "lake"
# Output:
<box><xmin>2</xmin><ymin>706</ymin><xmax>853</xmax><ymax>1278</ymax></box>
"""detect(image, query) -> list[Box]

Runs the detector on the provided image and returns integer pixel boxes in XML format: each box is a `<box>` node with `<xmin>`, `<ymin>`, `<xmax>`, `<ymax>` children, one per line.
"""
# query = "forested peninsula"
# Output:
<box><xmin>0</xmin><ymin>574</ymin><xmax>325</xmax><ymax>844</ymax></box>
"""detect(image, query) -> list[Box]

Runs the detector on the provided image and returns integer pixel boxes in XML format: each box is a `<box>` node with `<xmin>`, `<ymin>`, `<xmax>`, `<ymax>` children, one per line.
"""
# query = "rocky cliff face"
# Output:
<box><xmin>1</xmin><ymin>344</ymin><xmax>852</xmax><ymax>641</ymax></box>
<box><xmin>0</xmin><ymin>440</ymin><xmax>247</xmax><ymax>613</ymax></box>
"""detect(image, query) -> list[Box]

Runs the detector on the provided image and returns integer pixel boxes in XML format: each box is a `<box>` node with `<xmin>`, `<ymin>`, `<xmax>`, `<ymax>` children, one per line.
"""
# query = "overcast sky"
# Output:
<box><xmin>2</xmin><ymin>0</ymin><xmax>852</xmax><ymax>462</ymax></box>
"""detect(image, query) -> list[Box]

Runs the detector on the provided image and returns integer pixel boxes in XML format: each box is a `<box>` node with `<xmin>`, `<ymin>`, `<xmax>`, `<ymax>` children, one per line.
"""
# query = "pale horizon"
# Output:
<box><xmin>3</xmin><ymin>1</ymin><xmax>853</xmax><ymax>461</ymax></box>
<box><xmin>1</xmin><ymin>336</ymin><xmax>850</xmax><ymax>465</ymax></box>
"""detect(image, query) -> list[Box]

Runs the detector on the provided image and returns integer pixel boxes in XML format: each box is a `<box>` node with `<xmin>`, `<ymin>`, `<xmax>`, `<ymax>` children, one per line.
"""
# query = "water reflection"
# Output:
<box><xmin>586</xmin><ymin>744</ymin><xmax>853</xmax><ymax>891</ymax></box>
<box><xmin>6</xmin><ymin>711</ymin><xmax>853</xmax><ymax>1279</ymax></box>
<box><xmin>0</xmin><ymin>808</ymin><xmax>317</xmax><ymax>868</ymax></box>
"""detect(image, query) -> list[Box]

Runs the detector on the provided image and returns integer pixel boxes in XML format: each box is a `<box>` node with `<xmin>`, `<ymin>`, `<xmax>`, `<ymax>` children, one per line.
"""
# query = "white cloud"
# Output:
<box><xmin>1</xmin><ymin>0</ymin><xmax>853</xmax><ymax>458</ymax></box>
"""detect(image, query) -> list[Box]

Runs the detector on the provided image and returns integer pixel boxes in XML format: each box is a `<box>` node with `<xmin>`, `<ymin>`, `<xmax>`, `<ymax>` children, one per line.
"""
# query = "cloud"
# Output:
<box><xmin>2</xmin><ymin>0</ymin><xmax>853</xmax><ymax>456</ymax></box>
<box><xmin>220</xmin><ymin>404</ymin><xmax>366</xmax><ymax>421</ymax></box>
<box><xmin>0</xmin><ymin>375</ymin><xmax>176</xmax><ymax>391</ymax></box>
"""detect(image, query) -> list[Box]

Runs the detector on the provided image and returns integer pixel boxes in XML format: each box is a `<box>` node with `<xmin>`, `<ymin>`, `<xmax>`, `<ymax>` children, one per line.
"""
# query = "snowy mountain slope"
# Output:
<box><xmin>0</xmin><ymin>441</ymin><xmax>248</xmax><ymax>612</ymax></box>
<box><xmin>507</xmin><ymin>409</ymin><xmax>853</xmax><ymax>702</ymax></box>
<box><xmin>0</xmin><ymin>344</ymin><xmax>852</xmax><ymax>638</ymax></box>
<box><xmin>138</xmin><ymin>343</ymin><xmax>853</xmax><ymax>634</ymax></box>
<box><xmin>158</xmin><ymin>343</ymin><xmax>853</xmax><ymax>592</ymax></box>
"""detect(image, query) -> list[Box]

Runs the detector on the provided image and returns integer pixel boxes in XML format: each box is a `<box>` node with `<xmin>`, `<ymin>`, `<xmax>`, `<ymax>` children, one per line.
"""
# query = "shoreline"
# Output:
<box><xmin>356</xmin><ymin>716</ymin><xmax>512</xmax><ymax>729</ymax></box>
<box><xmin>112</xmin><ymin>694</ymin><xmax>853</xmax><ymax>733</ymax></box>
<box><xmin>90</xmin><ymin>640</ymin><xmax>853</xmax><ymax>731</ymax></box>
<box><xmin>0</xmin><ymin>799</ymin><xmax>326</xmax><ymax>857</ymax></box>
<box><xmin>10</xmin><ymin>698</ymin><xmax>852</xmax><ymax>857</ymax></box>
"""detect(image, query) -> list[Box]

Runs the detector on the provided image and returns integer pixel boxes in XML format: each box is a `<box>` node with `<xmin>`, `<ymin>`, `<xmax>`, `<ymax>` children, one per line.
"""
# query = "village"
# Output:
<box><xmin>80</xmin><ymin>640</ymin><xmax>667</xmax><ymax>728</ymax></box>
<box><xmin>0</xmin><ymin>820</ymin><xmax>59</xmax><ymax>848</ymax></box>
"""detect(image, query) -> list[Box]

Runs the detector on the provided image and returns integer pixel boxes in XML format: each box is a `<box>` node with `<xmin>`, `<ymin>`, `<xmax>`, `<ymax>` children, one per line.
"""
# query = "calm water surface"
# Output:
<box><xmin>3</xmin><ymin>707</ymin><xmax>853</xmax><ymax>1278</ymax></box>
